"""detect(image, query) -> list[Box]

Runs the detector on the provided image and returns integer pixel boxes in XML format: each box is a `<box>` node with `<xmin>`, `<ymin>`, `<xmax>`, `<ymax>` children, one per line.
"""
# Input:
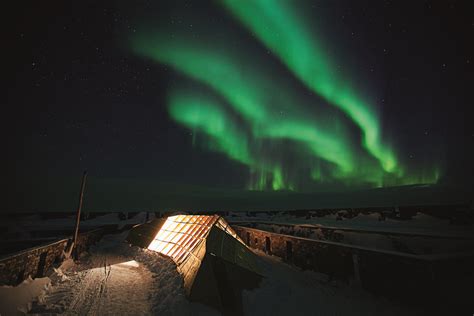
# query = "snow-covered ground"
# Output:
<box><xmin>227</xmin><ymin>211</ymin><xmax>474</xmax><ymax>238</ymax></box>
<box><xmin>243</xmin><ymin>251</ymin><xmax>420</xmax><ymax>316</ymax></box>
<box><xmin>0</xmin><ymin>276</ymin><xmax>51</xmax><ymax>315</ymax></box>
<box><xmin>0</xmin><ymin>229</ymin><xmax>423</xmax><ymax>315</ymax></box>
<box><xmin>5</xmin><ymin>210</ymin><xmax>473</xmax><ymax>241</ymax></box>
<box><xmin>24</xmin><ymin>231</ymin><xmax>217</xmax><ymax>316</ymax></box>
<box><xmin>249</xmin><ymin>222</ymin><xmax>474</xmax><ymax>255</ymax></box>
<box><xmin>4</xmin><ymin>212</ymin><xmax>154</xmax><ymax>236</ymax></box>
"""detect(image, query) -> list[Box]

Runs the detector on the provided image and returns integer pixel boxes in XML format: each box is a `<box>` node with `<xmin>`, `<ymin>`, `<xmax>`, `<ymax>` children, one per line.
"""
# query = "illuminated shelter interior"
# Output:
<box><xmin>132</xmin><ymin>214</ymin><xmax>261</xmax><ymax>312</ymax></box>
<box><xmin>147</xmin><ymin>215</ymin><xmax>218</xmax><ymax>265</ymax></box>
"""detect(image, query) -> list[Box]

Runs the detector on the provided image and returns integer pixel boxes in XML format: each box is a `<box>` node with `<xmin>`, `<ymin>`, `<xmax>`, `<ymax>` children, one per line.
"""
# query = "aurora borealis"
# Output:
<box><xmin>130</xmin><ymin>1</ymin><xmax>441</xmax><ymax>191</ymax></box>
<box><xmin>5</xmin><ymin>0</ymin><xmax>474</xmax><ymax>212</ymax></box>
<box><xmin>221</xmin><ymin>0</ymin><xmax>398</xmax><ymax>174</ymax></box>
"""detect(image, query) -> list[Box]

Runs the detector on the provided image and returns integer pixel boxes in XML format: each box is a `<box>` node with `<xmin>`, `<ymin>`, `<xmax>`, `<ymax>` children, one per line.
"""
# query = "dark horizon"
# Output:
<box><xmin>5</xmin><ymin>176</ymin><xmax>473</xmax><ymax>213</ymax></box>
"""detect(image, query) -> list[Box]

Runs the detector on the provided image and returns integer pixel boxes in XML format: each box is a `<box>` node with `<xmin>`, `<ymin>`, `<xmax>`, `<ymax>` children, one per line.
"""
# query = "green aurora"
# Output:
<box><xmin>130</xmin><ymin>2</ymin><xmax>441</xmax><ymax>191</ymax></box>
<box><xmin>221</xmin><ymin>0</ymin><xmax>398</xmax><ymax>173</ymax></box>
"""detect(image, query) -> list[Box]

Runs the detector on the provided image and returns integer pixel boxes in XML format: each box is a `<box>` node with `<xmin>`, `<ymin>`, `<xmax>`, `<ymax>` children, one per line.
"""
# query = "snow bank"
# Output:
<box><xmin>411</xmin><ymin>212</ymin><xmax>448</xmax><ymax>224</ymax></box>
<box><xmin>0</xmin><ymin>276</ymin><xmax>51</xmax><ymax>315</ymax></box>
<box><xmin>243</xmin><ymin>251</ymin><xmax>420</xmax><ymax>316</ymax></box>
<box><xmin>123</xmin><ymin>241</ymin><xmax>219</xmax><ymax>315</ymax></box>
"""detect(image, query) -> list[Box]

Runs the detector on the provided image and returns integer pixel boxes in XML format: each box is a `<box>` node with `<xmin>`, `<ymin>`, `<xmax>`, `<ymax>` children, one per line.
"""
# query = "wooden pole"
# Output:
<box><xmin>71</xmin><ymin>170</ymin><xmax>87</xmax><ymax>257</ymax></box>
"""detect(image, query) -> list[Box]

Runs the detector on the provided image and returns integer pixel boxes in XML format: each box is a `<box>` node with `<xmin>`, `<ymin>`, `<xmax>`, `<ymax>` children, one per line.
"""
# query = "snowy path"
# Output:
<box><xmin>29</xmin><ymin>232</ymin><xmax>217</xmax><ymax>316</ymax></box>
<box><xmin>30</xmin><ymin>233</ymin><xmax>154</xmax><ymax>315</ymax></box>
<box><xmin>60</xmin><ymin>258</ymin><xmax>152</xmax><ymax>315</ymax></box>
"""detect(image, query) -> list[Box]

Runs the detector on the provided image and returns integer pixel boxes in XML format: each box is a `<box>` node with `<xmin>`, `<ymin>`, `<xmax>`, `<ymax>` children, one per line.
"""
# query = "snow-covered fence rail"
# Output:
<box><xmin>0</xmin><ymin>226</ymin><xmax>114</xmax><ymax>286</ymax></box>
<box><xmin>231</xmin><ymin>220</ymin><xmax>474</xmax><ymax>240</ymax></box>
<box><xmin>0</xmin><ymin>239</ymin><xmax>68</xmax><ymax>286</ymax></box>
<box><xmin>233</xmin><ymin>225</ymin><xmax>474</xmax><ymax>311</ymax></box>
<box><xmin>231</xmin><ymin>221</ymin><xmax>474</xmax><ymax>256</ymax></box>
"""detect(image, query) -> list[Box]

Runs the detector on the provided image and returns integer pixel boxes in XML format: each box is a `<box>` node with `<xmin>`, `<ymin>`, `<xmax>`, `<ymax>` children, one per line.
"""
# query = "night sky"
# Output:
<box><xmin>5</xmin><ymin>0</ymin><xmax>474</xmax><ymax>212</ymax></box>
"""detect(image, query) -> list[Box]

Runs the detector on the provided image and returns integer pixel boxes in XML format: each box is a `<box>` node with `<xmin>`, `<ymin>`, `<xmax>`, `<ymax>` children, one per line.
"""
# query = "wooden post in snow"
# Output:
<box><xmin>70</xmin><ymin>170</ymin><xmax>87</xmax><ymax>258</ymax></box>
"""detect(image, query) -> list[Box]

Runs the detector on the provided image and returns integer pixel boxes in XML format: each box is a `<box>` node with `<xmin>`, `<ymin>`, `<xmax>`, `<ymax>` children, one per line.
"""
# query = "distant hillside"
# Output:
<box><xmin>3</xmin><ymin>176</ymin><xmax>472</xmax><ymax>213</ymax></box>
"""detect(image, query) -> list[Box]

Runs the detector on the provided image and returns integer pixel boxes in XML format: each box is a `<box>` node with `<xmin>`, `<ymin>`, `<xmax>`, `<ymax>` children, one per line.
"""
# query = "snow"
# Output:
<box><xmin>1</xmin><ymin>227</ymin><xmax>427</xmax><ymax>315</ymax></box>
<box><xmin>243</xmin><ymin>251</ymin><xmax>421</xmax><ymax>316</ymax></box>
<box><xmin>240</xmin><ymin>220</ymin><xmax>474</xmax><ymax>255</ymax></box>
<box><xmin>0</xmin><ymin>276</ymin><xmax>51</xmax><ymax>315</ymax></box>
<box><xmin>228</xmin><ymin>211</ymin><xmax>474</xmax><ymax>239</ymax></box>
<box><xmin>332</xmin><ymin>230</ymin><xmax>396</xmax><ymax>251</ymax></box>
<box><xmin>4</xmin><ymin>212</ymin><xmax>155</xmax><ymax>238</ymax></box>
<box><xmin>28</xmin><ymin>231</ymin><xmax>218</xmax><ymax>315</ymax></box>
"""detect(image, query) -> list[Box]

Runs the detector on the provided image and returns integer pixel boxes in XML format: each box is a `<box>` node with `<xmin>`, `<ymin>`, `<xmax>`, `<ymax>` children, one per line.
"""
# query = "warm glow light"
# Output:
<box><xmin>147</xmin><ymin>215</ymin><xmax>218</xmax><ymax>264</ymax></box>
<box><xmin>147</xmin><ymin>215</ymin><xmax>246</xmax><ymax>266</ymax></box>
<box><xmin>117</xmin><ymin>260</ymin><xmax>140</xmax><ymax>268</ymax></box>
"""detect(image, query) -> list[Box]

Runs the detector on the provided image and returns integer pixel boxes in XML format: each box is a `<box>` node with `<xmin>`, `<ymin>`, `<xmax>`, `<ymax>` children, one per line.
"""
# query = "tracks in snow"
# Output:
<box><xmin>30</xmin><ymin>235</ymin><xmax>154</xmax><ymax>315</ymax></box>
